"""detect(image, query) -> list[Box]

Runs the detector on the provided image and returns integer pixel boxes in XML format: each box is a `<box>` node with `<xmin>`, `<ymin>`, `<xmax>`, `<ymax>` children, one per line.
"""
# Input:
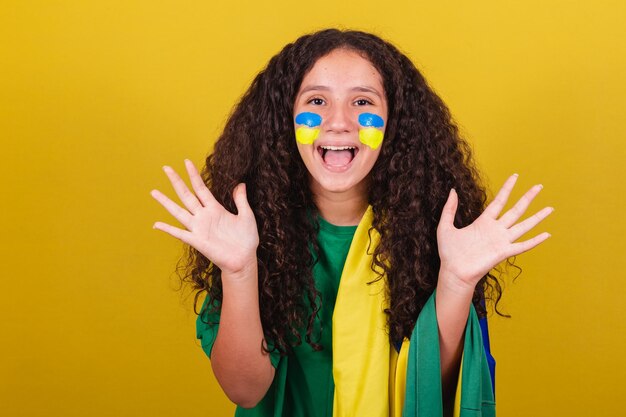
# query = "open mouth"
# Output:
<box><xmin>317</xmin><ymin>145</ymin><xmax>358</xmax><ymax>168</ymax></box>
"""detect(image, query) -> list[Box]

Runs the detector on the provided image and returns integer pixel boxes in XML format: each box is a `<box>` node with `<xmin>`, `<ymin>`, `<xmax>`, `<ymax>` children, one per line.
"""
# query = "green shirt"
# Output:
<box><xmin>196</xmin><ymin>217</ymin><xmax>357</xmax><ymax>417</ymax></box>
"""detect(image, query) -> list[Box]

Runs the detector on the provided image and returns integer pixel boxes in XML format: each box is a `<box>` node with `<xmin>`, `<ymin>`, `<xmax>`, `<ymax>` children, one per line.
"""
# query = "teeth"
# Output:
<box><xmin>320</xmin><ymin>146</ymin><xmax>356</xmax><ymax>150</ymax></box>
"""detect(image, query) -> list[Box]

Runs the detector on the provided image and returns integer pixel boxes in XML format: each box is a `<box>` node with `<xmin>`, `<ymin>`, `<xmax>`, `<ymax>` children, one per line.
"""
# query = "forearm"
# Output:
<box><xmin>435</xmin><ymin>269</ymin><xmax>475</xmax><ymax>414</ymax></box>
<box><xmin>211</xmin><ymin>262</ymin><xmax>275</xmax><ymax>408</ymax></box>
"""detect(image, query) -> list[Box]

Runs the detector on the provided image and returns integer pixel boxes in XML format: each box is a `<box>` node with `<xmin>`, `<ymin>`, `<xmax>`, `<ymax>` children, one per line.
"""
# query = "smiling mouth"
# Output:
<box><xmin>318</xmin><ymin>145</ymin><xmax>358</xmax><ymax>168</ymax></box>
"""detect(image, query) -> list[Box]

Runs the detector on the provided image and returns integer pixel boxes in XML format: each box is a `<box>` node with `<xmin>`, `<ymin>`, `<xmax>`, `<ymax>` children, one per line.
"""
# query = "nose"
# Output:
<box><xmin>324</xmin><ymin>103</ymin><xmax>355</xmax><ymax>134</ymax></box>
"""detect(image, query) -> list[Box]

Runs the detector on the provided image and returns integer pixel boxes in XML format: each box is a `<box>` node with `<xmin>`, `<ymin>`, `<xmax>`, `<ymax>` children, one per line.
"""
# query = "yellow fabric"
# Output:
<box><xmin>332</xmin><ymin>206</ymin><xmax>390</xmax><ymax>417</ymax></box>
<box><xmin>331</xmin><ymin>206</ymin><xmax>462</xmax><ymax>417</ymax></box>
<box><xmin>390</xmin><ymin>339</ymin><xmax>410</xmax><ymax>417</ymax></box>
<box><xmin>453</xmin><ymin>353</ymin><xmax>464</xmax><ymax>417</ymax></box>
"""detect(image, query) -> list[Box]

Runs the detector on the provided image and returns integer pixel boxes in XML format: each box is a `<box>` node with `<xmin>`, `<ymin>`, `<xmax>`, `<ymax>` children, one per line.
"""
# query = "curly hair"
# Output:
<box><xmin>181</xmin><ymin>28</ymin><xmax>506</xmax><ymax>355</ymax></box>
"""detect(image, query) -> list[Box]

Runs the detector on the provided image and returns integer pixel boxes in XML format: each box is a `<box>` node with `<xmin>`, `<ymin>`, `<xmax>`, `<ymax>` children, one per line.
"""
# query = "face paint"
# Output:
<box><xmin>295</xmin><ymin>112</ymin><xmax>322</xmax><ymax>145</ymax></box>
<box><xmin>358</xmin><ymin>113</ymin><xmax>385</xmax><ymax>150</ymax></box>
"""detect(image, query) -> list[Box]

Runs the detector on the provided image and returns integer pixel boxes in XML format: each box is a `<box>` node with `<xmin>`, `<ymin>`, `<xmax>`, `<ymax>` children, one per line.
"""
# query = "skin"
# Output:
<box><xmin>435</xmin><ymin>178</ymin><xmax>553</xmax><ymax>414</ymax></box>
<box><xmin>293</xmin><ymin>49</ymin><xmax>388</xmax><ymax>225</ymax></box>
<box><xmin>151</xmin><ymin>164</ymin><xmax>269</xmax><ymax>408</ymax></box>
<box><xmin>151</xmin><ymin>49</ymin><xmax>554</xmax><ymax>410</ymax></box>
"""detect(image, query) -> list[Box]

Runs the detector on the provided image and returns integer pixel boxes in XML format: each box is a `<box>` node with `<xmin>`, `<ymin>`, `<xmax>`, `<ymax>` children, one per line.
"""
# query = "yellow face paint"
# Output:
<box><xmin>359</xmin><ymin>128</ymin><xmax>384</xmax><ymax>150</ymax></box>
<box><xmin>295</xmin><ymin>112</ymin><xmax>322</xmax><ymax>145</ymax></box>
<box><xmin>358</xmin><ymin>113</ymin><xmax>385</xmax><ymax>150</ymax></box>
<box><xmin>296</xmin><ymin>126</ymin><xmax>320</xmax><ymax>145</ymax></box>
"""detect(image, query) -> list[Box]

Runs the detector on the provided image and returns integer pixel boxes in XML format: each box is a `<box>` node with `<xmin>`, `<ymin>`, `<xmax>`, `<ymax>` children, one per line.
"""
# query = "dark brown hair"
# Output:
<box><xmin>181</xmin><ymin>28</ymin><xmax>505</xmax><ymax>355</ymax></box>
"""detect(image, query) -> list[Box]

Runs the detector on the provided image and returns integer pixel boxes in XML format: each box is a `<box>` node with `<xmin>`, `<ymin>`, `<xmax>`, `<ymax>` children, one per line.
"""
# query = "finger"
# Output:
<box><xmin>233</xmin><ymin>183</ymin><xmax>253</xmax><ymax>217</ymax></box>
<box><xmin>499</xmin><ymin>184</ymin><xmax>543</xmax><ymax>228</ymax></box>
<box><xmin>438</xmin><ymin>188</ymin><xmax>458</xmax><ymax>231</ymax></box>
<box><xmin>484</xmin><ymin>174</ymin><xmax>519</xmax><ymax>219</ymax></box>
<box><xmin>507</xmin><ymin>232</ymin><xmax>551</xmax><ymax>257</ymax></box>
<box><xmin>153</xmin><ymin>221</ymin><xmax>195</xmax><ymax>245</ymax></box>
<box><xmin>509</xmin><ymin>206</ymin><xmax>554</xmax><ymax>241</ymax></box>
<box><xmin>163</xmin><ymin>165</ymin><xmax>203</xmax><ymax>214</ymax></box>
<box><xmin>184</xmin><ymin>159</ymin><xmax>218</xmax><ymax>208</ymax></box>
<box><xmin>150</xmin><ymin>189</ymin><xmax>192</xmax><ymax>228</ymax></box>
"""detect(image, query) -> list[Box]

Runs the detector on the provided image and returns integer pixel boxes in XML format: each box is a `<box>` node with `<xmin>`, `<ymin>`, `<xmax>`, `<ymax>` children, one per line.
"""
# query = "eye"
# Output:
<box><xmin>307</xmin><ymin>97</ymin><xmax>325</xmax><ymax>105</ymax></box>
<box><xmin>355</xmin><ymin>98</ymin><xmax>373</xmax><ymax>106</ymax></box>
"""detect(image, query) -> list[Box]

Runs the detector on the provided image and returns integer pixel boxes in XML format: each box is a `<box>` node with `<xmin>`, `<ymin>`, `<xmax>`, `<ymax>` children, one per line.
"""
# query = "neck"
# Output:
<box><xmin>311</xmin><ymin>182</ymin><xmax>369</xmax><ymax>226</ymax></box>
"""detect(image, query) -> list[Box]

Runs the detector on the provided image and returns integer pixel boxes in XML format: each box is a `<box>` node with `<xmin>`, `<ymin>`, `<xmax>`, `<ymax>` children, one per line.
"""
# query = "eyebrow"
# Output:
<box><xmin>298</xmin><ymin>85</ymin><xmax>384</xmax><ymax>99</ymax></box>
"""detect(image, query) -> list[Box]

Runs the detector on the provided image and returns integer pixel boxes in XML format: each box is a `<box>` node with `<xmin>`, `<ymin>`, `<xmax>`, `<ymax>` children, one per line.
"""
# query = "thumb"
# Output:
<box><xmin>438</xmin><ymin>188</ymin><xmax>459</xmax><ymax>230</ymax></box>
<box><xmin>233</xmin><ymin>183</ymin><xmax>252</xmax><ymax>216</ymax></box>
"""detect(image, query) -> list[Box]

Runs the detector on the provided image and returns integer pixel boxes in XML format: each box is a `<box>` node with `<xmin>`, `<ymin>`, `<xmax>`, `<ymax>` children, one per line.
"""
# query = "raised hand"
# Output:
<box><xmin>436</xmin><ymin>174</ymin><xmax>554</xmax><ymax>293</ymax></box>
<box><xmin>151</xmin><ymin>159</ymin><xmax>259</xmax><ymax>277</ymax></box>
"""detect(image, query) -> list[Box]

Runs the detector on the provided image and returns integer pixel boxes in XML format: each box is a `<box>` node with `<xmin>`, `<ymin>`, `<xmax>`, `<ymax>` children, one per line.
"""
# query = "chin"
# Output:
<box><xmin>309</xmin><ymin>173</ymin><xmax>369</xmax><ymax>195</ymax></box>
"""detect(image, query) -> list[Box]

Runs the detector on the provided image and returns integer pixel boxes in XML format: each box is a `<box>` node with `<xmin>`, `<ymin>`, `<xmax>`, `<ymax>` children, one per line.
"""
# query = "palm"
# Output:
<box><xmin>151</xmin><ymin>159</ymin><xmax>259</xmax><ymax>275</ymax></box>
<box><xmin>437</xmin><ymin>174</ymin><xmax>553</xmax><ymax>289</ymax></box>
<box><xmin>185</xmin><ymin>202</ymin><xmax>258</xmax><ymax>272</ymax></box>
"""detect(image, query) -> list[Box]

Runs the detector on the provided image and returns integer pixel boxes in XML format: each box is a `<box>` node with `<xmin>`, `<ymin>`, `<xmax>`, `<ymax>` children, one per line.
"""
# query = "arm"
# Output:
<box><xmin>211</xmin><ymin>263</ymin><xmax>275</xmax><ymax>408</ymax></box>
<box><xmin>435</xmin><ymin>174</ymin><xmax>554</xmax><ymax>413</ymax></box>
<box><xmin>151</xmin><ymin>159</ymin><xmax>273</xmax><ymax>407</ymax></box>
<box><xmin>435</xmin><ymin>273</ymin><xmax>473</xmax><ymax>415</ymax></box>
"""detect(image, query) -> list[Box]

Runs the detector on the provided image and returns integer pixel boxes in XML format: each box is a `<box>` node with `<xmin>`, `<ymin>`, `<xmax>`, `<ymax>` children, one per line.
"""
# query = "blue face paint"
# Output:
<box><xmin>358</xmin><ymin>113</ymin><xmax>385</xmax><ymax>128</ymax></box>
<box><xmin>295</xmin><ymin>112</ymin><xmax>322</xmax><ymax>128</ymax></box>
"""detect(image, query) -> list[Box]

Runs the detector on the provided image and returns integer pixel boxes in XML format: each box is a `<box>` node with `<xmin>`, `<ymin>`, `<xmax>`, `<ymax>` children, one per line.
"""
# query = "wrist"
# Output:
<box><xmin>437</xmin><ymin>266</ymin><xmax>476</xmax><ymax>299</ymax></box>
<box><xmin>222</xmin><ymin>256</ymin><xmax>258</xmax><ymax>282</ymax></box>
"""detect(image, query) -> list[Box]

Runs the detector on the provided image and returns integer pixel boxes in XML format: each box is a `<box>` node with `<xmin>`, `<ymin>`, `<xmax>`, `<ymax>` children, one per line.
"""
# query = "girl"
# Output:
<box><xmin>151</xmin><ymin>29</ymin><xmax>552</xmax><ymax>417</ymax></box>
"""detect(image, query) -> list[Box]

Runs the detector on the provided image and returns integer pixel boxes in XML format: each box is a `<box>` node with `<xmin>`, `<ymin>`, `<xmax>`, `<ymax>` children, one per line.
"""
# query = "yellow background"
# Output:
<box><xmin>1</xmin><ymin>1</ymin><xmax>624</xmax><ymax>416</ymax></box>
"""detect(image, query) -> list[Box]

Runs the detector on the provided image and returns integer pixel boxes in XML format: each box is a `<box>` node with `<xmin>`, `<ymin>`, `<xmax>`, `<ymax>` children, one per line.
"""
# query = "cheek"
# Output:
<box><xmin>358</xmin><ymin>113</ymin><xmax>385</xmax><ymax>150</ymax></box>
<box><xmin>358</xmin><ymin>147</ymin><xmax>382</xmax><ymax>177</ymax></box>
<box><xmin>295</xmin><ymin>112</ymin><xmax>322</xmax><ymax>145</ymax></box>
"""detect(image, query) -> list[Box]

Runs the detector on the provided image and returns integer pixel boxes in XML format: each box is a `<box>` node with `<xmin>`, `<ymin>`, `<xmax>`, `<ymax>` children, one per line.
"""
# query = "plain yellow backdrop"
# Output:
<box><xmin>1</xmin><ymin>1</ymin><xmax>624</xmax><ymax>416</ymax></box>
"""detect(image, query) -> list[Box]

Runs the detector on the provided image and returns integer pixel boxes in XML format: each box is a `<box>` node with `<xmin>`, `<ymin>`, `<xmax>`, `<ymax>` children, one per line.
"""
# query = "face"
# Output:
<box><xmin>293</xmin><ymin>49</ymin><xmax>388</xmax><ymax>196</ymax></box>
